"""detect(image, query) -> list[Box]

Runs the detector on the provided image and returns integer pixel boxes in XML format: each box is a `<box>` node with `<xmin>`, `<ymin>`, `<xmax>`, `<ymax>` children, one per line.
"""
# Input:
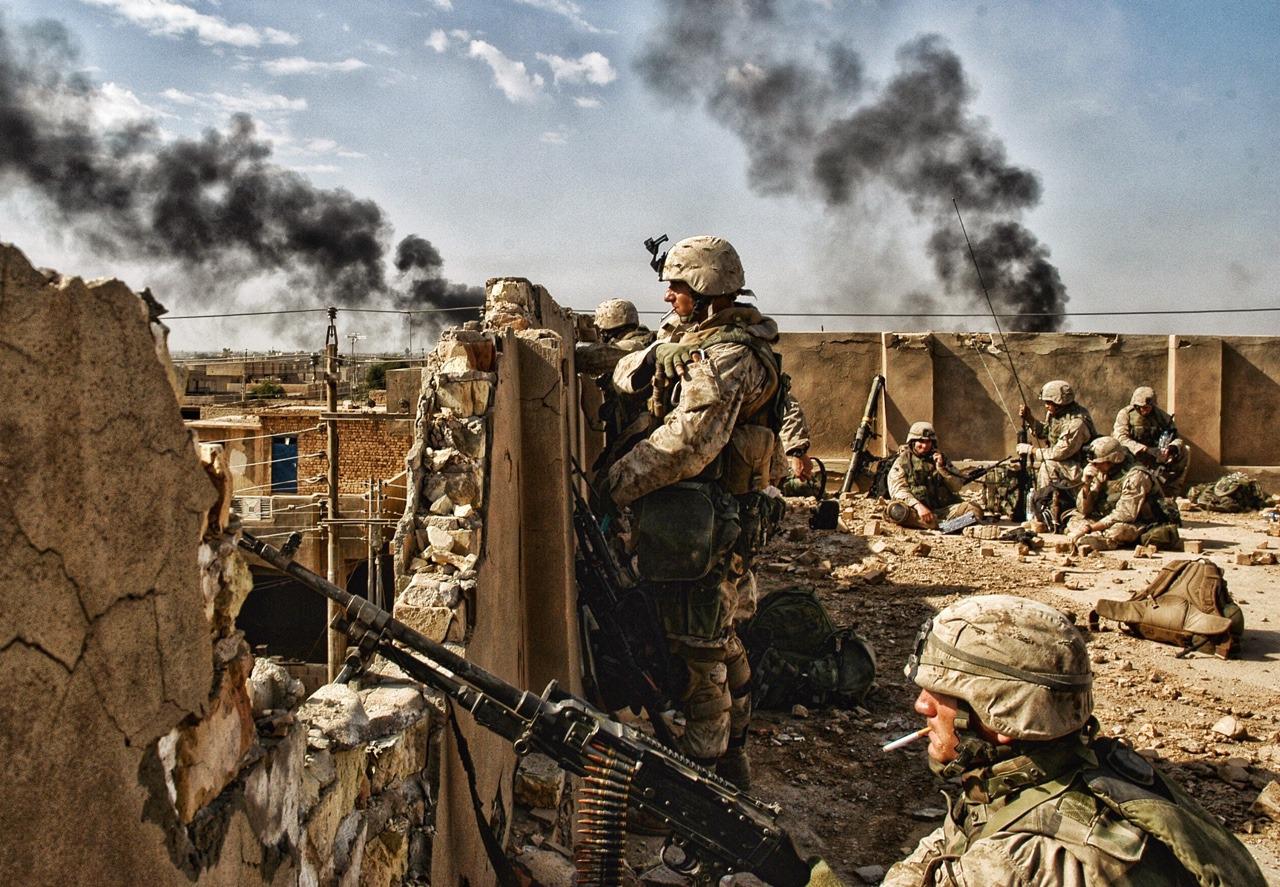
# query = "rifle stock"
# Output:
<box><xmin>237</xmin><ymin>531</ymin><xmax>810</xmax><ymax>887</ymax></box>
<box><xmin>838</xmin><ymin>374</ymin><xmax>886</xmax><ymax>497</ymax></box>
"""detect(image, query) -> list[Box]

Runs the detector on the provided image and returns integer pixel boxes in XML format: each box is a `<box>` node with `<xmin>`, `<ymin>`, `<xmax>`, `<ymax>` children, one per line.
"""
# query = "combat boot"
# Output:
<box><xmin>715</xmin><ymin>747</ymin><xmax>751</xmax><ymax>791</ymax></box>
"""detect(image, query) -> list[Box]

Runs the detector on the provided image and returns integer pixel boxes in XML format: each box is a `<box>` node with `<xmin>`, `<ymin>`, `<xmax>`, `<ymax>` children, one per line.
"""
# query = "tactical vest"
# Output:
<box><xmin>1121</xmin><ymin>405</ymin><xmax>1175</xmax><ymax>448</ymax></box>
<box><xmin>896</xmin><ymin>447</ymin><xmax>960</xmax><ymax>509</ymax></box>
<box><xmin>1047</xmin><ymin>404</ymin><xmax>1098</xmax><ymax>465</ymax></box>
<box><xmin>930</xmin><ymin>736</ymin><xmax>1264</xmax><ymax>886</ymax></box>
<box><xmin>1087</xmin><ymin>458</ymin><xmax>1160</xmax><ymax>525</ymax></box>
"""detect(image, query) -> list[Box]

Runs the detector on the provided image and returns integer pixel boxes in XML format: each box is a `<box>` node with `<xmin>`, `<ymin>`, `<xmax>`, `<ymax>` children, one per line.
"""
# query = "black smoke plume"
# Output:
<box><xmin>0</xmin><ymin>16</ymin><xmax>478</xmax><ymax>340</ymax></box>
<box><xmin>638</xmin><ymin>3</ymin><xmax>1066</xmax><ymax>331</ymax></box>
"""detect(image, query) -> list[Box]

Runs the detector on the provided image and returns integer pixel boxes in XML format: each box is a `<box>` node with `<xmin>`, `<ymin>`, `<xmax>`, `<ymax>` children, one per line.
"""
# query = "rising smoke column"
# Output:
<box><xmin>0</xmin><ymin>16</ymin><xmax>476</xmax><ymax>330</ymax></box>
<box><xmin>637</xmin><ymin>2</ymin><xmax>1067</xmax><ymax>331</ymax></box>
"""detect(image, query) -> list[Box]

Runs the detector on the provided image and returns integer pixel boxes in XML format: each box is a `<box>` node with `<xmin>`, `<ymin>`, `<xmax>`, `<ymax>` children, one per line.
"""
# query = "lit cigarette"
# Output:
<box><xmin>881</xmin><ymin>726</ymin><xmax>931</xmax><ymax>752</ymax></box>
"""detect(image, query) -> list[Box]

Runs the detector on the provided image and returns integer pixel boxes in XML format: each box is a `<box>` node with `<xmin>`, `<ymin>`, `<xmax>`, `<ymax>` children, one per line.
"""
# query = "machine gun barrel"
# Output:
<box><xmin>838</xmin><ymin>373</ymin><xmax>886</xmax><ymax>497</ymax></box>
<box><xmin>236</xmin><ymin>531</ymin><xmax>810</xmax><ymax>887</ymax></box>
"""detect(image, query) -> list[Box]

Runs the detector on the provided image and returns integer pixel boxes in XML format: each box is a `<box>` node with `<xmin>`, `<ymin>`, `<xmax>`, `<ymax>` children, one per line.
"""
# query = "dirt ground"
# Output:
<box><xmin>742</xmin><ymin>496</ymin><xmax>1280</xmax><ymax>884</ymax></box>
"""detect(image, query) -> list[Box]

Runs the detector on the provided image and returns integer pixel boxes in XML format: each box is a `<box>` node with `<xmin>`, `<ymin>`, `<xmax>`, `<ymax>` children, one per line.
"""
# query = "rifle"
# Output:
<box><xmin>237</xmin><ymin>531</ymin><xmax>810</xmax><ymax>887</ymax></box>
<box><xmin>838</xmin><ymin>374</ymin><xmax>886</xmax><ymax>497</ymax></box>
<box><xmin>568</xmin><ymin>461</ymin><xmax>679</xmax><ymax>749</ymax></box>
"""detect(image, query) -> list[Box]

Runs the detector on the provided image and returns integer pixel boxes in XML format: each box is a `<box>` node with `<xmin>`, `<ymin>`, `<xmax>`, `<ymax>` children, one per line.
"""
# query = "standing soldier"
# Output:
<box><xmin>1018</xmin><ymin>379</ymin><xmax>1098</xmax><ymax>526</ymax></box>
<box><xmin>885</xmin><ymin>422</ymin><xmax>982</xmax><ymax>529</ymax></box>
<box><xmin>1114</xmin><ymin>385</ymin><xmax>1190</xmax><ymax>498</ymax></box>
<box><xmin>605</xmin><ymin>235</ymin><xmax>783</xmax><ymax>789</ymax></box>
<box><xmin>1064</xmin><ymin>435</ymin><xmax>1178</xmax><ymax>553</ymax></box>
<box><xmin>575</xmin><ymin>299</ymin><xmax>656</xmax><ymax>457</ymax></box>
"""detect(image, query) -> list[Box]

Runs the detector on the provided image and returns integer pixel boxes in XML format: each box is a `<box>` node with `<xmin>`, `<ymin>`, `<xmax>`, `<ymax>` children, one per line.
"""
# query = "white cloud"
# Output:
<box><xmin>426</xmin><ymin>30</ymin><xmax>449</xmax><ymax>53</ymax></box>
<box><xmin>262</xmin><ymin>56</ymin><xmax>370</xmax><ymax>76</ymax></box>
<box><xmin>93</xmin><ymin>82</ymin><xmax>172</xmax><ymax>128</ymax></box>
<box><xmin>364</xmin><ymin>40</ymin><xmax>396</xmax><ymax>56</ymax></box>
<box><xmin>209</xmin><ymin>90</ymin><xmax>308</xmax><ymax>114</ymax></box>
<box><xmin>537</xmin><ymin>51</ymin><xmax>615</xmax><ymax>86</ymax></box>
<box><xmin>287</xmin><ymin>163</ymin><xmax>340</xmax><ymax>174</ymax></box>
<box><xmin>160</xmin><ymin>87</ymin><xmax>198</xmax><ymax>105</ymax></box>
<box><xmin>467</xmin><ymin>40</ymin><xmax>544</xmax><ymax>103</ymax></box>
<box><xmin>79</xmin><ymin>0</ymin><xmax>298</xmax><ymax>47</ymax></box>
<box><xmin>513</xmin><ymin>0</ymin><xmax>607</xmax><ymax>34</ymax></box>
<box><xmin>540</xmin><ymin>130</ymin><xmax>568</xmax><ymax>145</ymax></box>
<box><xmin>573</xmin><ymin>96</ymin><xmax>602</xmax><ymax>108</ymax></box>
<box><xmin>427</xmin><ymin>0</ymin><xmax>454</xmax><ymax>9</ymax></box>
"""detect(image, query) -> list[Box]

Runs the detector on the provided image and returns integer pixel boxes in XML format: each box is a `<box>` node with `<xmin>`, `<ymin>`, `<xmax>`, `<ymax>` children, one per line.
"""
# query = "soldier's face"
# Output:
<box><xmin>665</xmin><ymin>280</ymin><xmax>699</xmax><ymax>320</ymax></box>
<box><xmin>914</xmin><ymin>688</ymin><xmax>963</xmax><ymax>763</ymax></box>
<box><xmin>1043</xmin><ymin>400</ymin><xmax>1059</xmax><ymax>416</ymax></box>
<box><xmin>912</xmin><ymin>439</ymin><xmax>934</xmax><ymax>457</ymax></box>
<box><xmin>1137</xmin><ymin>403</ymin><xmax>1154</xmax><ymax>416</ymax></box>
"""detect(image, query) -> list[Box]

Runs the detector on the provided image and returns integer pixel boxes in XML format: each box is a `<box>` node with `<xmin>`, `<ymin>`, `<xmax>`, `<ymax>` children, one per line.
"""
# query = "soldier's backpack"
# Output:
<box><xmin>1187</xmin><ymin>472</ymin><xmax>1268</xmax><ymax>513</ymax></box>
<box><xmin>867</xmin><ymin>456</ymin><xmax>894</xmax><ymax>500</ymax></box>
<box><xmin>1093</xmin><ymin>558</ymin><xmax>1243</xmax><ymax>658</ymax></box>
<box><xmin>740</xmin><ymin>587</ymin><xmax>876</xmax><ymax>709</ymax></box>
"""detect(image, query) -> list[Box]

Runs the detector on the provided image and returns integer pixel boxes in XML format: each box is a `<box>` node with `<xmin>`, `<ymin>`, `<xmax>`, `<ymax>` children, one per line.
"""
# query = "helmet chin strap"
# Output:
<box><xmin>929</xmin><ymin>704</ymin><xmax>1010</xmax><ymax>780</ymax></box>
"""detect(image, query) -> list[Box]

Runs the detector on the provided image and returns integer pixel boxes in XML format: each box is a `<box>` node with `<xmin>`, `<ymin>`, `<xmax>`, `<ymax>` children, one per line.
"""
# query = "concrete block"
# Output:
<box><xmin>367</xmin><ymin>716</ymin><xmax>431</xmax><ymax>795</ymax></box>
<box><xmin>297</xmin><ymin>684</ymin><xmax>371</xmax><ymax>750</ymax></box>
<box><xmin>359</xmin><ymin>684</ymin><xmax>428</xmax><ymax>739</ymax></box>
<box><xmin>1236</xmin><ymin>552</ymin><xmax>1254</xmax><ymax>565</ymax></box>
<box><xmin>1183</xmin><ymin>540</ymin><xmax>1204</xmax><ymax>554</ymax></box>
<box><xmin>244</xmin><ymin>717</ymin><xmax>307</xmax><ymax>847</ymax></box>
<box><xmin>1055</xmin><ymin>542</ymin><xmax>1073</xmax><ymax>554</ymax></box>
<box><xmin>862</xmin><ymin>519</ymin><xmax>881</xmax><ymax>536</ymax></box>
<box><xmin>1050</xmin><ymin>570</ymin><xmax>1068</xmax><ymax>584</ymax></box>
<box><xmin>1253</xmin><ymin>781</ymin><xmax>1280</xmax><ymax>823</ymax></box>
<box><xmin>980</xmin><ymin>546</ymin><xmax>996</xmax><ymax>558</ymax></box>
<box><xmin>394</xmin><ymin>603</ymin><xmax>456</xmax><ymax>643</ymax></box>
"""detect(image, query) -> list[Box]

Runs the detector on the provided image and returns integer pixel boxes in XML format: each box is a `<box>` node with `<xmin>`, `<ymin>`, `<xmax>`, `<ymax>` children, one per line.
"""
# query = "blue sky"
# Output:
<box><xmin>0</xmin><ymin>0</ymin><xmax>1276</xmax><ymax>350</ymax></box>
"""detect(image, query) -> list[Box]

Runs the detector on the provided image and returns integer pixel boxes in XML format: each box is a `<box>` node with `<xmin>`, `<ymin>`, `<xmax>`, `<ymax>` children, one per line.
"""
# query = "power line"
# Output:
<box><xmin>166</xmin><ymin>304</ymin><xmax>482</xmax><ymax>320</ymax></box>
<box><xmin>626</xmin><ymin>306</ymin><xmax>1280</xmax><ymax>318</ymax></box>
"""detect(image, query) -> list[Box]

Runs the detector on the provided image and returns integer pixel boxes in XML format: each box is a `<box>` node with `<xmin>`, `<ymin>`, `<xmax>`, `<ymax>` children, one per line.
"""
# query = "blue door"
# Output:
<box><xmin>271</xmin><ymin>435</ymin><xmax>298</xmax><ymax>493</ymax></box>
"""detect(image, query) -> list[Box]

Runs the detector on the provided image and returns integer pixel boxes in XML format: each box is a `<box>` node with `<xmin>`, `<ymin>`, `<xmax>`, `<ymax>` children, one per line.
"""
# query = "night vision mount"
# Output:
<box><xmin>644</xmin><ymin>234</ymin><xmax>668</xmax><ymax>276</ymax></box>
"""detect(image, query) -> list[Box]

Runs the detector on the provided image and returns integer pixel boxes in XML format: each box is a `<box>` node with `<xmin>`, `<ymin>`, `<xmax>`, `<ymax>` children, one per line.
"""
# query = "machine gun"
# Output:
<box><xmin>237</xmin><ymin>531</ymin><xmax>810</xmax><ymax>887</ymax></box>
<box><xmin>838</xmin><ymin>374</ymin><xmax>886</xmax><ymax>497</ymax></box>
<box><xmin>568</xmin><ymin>462</ymin><xmax>679</xmax><ymax>749</ymax></box>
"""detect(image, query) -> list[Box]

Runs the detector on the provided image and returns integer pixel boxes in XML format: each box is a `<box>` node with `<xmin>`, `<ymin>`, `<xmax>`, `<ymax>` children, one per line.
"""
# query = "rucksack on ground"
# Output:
<box><xmin>1187</xmin><ymin>472</ymin><xmax>1268</xmax><ymax>513</ymax></box>
<box><xmin>740</xmin><ymin>587</ymin><xmax>876</xmax><ymax>709</ymax></box>
<box><xmin>1093</xmin><ymin>558</ymin><xmax>1243</xmax><ymax>658</ymax></box>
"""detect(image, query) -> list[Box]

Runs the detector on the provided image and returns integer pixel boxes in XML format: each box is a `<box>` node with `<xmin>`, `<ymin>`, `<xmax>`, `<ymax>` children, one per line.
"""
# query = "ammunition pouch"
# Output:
<box><xmin>633</xmin><ymin>481</ymin><xmax>741</xmax><ymax>582</ymax></box>
<box><xmin>724</xmin><ymin>424</ymin><xmax>777</xmax><ymax>495</ymax></box>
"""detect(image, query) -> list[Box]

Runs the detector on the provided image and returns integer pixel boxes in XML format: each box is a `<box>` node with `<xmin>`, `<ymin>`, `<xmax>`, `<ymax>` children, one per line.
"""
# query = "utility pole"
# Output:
<box><xmin>325</xmin><ymin>307</ymin><xmax>344</xmax><ymax>681</ymax></box>
<box><xmin>405</xmin><ymin>312</ymin><xmax>413</xmax><ymax>356</ymax></box>
<box><xmin>366</xmin><ymin>477</ymin><xmax>376</xmax><ymax>611</ymax></box>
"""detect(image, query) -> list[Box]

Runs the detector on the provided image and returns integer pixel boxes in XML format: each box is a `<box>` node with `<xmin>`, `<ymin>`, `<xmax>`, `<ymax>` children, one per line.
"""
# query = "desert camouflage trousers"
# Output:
<box><xmin>1064</xmin><ymin>513</ymin><xmax>1142</xmax><ymax>551</ymax></box>
<box><xmin>671</xmin><ymin>632</ymin><xmax>751</xmax><ymax>761</ymax></box>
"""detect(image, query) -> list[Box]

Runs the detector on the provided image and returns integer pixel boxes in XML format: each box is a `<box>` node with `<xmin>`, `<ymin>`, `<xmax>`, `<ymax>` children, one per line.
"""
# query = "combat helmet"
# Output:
<box><xmin>1089</xmin><ymin>435</ymin><xmax>1127</xmax><ymax>464</ymax></box>
<box><xmin>660</xmin><ymin>236</ymin><xmax>745</xmax><ymax>297</ymax></box>
<box><xmin>906</xmin><ymin>421</ymin><xmax>938</xmax><ymax>444</ymax></box>
<box><xmin>594</xmin><ymin>299</ymin><xmax>639</xmax><ymax>333</ymax></box>
<box><xmin>905</xmin><ymin>595</ymin><xmax>1093</xmax><ymax>740</ymax></box>
<box><xmin>1131</xmin><ymin>386</ymin><xmax>1157</xmax><ymax>408</ymax></box>
<box><xmin>1040</xmin><ymin>380</ymin><xmax>1075</xmax><ymax>406</ymax></box>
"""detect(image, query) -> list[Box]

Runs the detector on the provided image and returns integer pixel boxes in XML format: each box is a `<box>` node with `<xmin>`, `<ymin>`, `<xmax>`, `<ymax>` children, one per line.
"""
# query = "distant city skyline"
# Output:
<box><xmin>1</xmin><ymin>0</ymin><xmax>1276</xmax><ymax>351</ymax></box>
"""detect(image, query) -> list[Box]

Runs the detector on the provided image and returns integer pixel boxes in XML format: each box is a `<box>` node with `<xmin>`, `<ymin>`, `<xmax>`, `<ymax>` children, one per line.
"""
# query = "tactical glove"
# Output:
<box><xmin>654</xmin><ymin>342</ymin><xmax>701</xmax><ymax>380</ymax></box>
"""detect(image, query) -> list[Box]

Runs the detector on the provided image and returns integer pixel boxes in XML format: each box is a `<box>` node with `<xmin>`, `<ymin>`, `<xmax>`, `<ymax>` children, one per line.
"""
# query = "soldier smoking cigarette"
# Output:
<box><xmin>881</xmin><ymin>726</ymin><xmax>930</xmax><ymax>752</ymax></box>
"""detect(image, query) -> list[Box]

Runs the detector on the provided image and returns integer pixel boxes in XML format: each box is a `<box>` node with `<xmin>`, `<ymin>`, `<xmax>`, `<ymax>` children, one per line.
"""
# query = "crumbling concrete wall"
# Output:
<box><xmin>391</xmin><ymin>276</ymin><xmax>586</xmax><ymax>887</ymax></box>
<box><xmin>0</xmin><ymin>243</ymin><xmax>437</xmax><ymax>886</ymax></box>
<box><xmin>779</xmin><ymin>330</ymin><xmax>1280</xmax><ymax>485</ymax></box>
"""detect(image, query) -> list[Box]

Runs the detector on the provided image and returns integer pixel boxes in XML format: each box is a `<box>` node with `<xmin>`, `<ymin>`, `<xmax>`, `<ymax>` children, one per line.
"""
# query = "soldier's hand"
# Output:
<box><xmin>1018</xmin><ymin>403</ymin><xmax>1031</xmax><ymax>422</ymax></box>
<box><xmin>933</xmin><ymin>451</ymin><xmax>946</xmax><ymax>470</ymax></box>
<box><xmin>654</xmin><ymin>342</ymin><xmax>700</xmax><ymax>380</ymax></box>
<box><xmin>915</xmin><ymin>503</ymin><xmax>935</xmax><ymax>526</ymax></box>
<box><xmin>806</xmin><ymin>859</ymin><xmax>847</xmax><ymax>887</ymax></box>
<box><xmin>1016</xmin><ymin>442</ymin><xmax>1034</xmax><ymax>456</ymax></box>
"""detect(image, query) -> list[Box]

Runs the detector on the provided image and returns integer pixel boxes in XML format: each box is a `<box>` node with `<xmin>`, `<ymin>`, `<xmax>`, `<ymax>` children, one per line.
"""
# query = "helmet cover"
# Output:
<box><xmin>660</xmin><ymin>236</ymin><xmax>745</xmax><ymax>297</ymax></box>
<box><xmin>1040</xmin><ymin>380</ymin><xmax>1075</xmax><ymax>405</ymax></box>
<box><xmin>905</xmin><ymin>595</ymin><xmax>1093</xmax><ymax>740</ymax></box>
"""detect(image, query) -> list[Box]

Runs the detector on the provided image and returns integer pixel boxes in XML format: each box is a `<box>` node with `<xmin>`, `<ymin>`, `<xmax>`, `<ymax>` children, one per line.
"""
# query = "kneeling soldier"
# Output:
<box><xmin>1065</xmin><ymin>435</ymin><xmax>1173</xmax><ymax>553</ymax></box>
<box><xmin>886</xmin><ymin>422</ymin><xmax>982</xmax><ymax>529</ymax></box>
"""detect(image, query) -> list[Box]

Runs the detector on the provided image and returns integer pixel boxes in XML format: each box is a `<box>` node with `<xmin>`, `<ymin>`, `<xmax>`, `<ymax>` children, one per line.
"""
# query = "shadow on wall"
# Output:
<box><xmin>1222</xmin><ymin>342</ymin><xmax>1280</xmax><ymax>466</ymax></box>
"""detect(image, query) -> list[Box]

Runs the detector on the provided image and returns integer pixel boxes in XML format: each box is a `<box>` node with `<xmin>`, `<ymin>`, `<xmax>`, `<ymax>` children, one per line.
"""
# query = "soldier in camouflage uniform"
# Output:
<box><xmin>1017</xmin><ymin>379</ymin><xmax>1098</xmax><ymax>489</ymax></box>
<box><xmin>1063</xmin><ymin>436</ymin><xmax>1174</xmax><ymax>553</ymax></box>
<box><xmin>606</xmin><ymin>235</ymin><xmax>782</xmax><ymax>789</ymax></box>
<box><xmin>885</xmin><ymin>422</ymin><xmax>982</xmax><ymax>529</ymax></box>
<box><xmin>866</xmin><ymin>595</ymin><xmax>1264</xmax><ymax>887</ymax></box>
<box><xmin>574</xmin><ymin>298</ymin><xmax>655</xmax><ymax>378</ymax></box>
<box><xmin>1114</xmin><ymin>385</ymin><xmax>1190</xmax><ymax>498</ymax></box>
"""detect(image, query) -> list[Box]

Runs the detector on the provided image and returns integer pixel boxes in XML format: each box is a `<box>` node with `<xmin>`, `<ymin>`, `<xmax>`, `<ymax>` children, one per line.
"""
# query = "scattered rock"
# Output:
<box><xmin>980</xmin><ymin>546</ymin><xmax>995</xmax><ymax>558</ymax></box>
<box><xmin>854</xmin><ymin>864</ymin><xmax>886</xmax><ymax>884</ymax></box>
<box><xmin>907</xmin><ymin>542</ymin><xmax>930</xmax><ymax>557</ymax></box>
<box><xmin>1183</xmin><ymin>540</ymin><xmax>1204</xmax><ymax>554</ymax></box>
<box><xmin>297</xmin><ymin>683</ymin><xmax>371</xmax><ymax>749</ymax></box>
<box><xmin>514</xmin><ymin>752</ymin><xmax>565</xmax><ymax>810</ymax></box>
<box><xmin>1211</xmin><ymin>715</ymin><xmax>1248</xmax><ymax>741</ymax></box>
<box><xmin>862</xmin><ymin>520</ymin><xmax>881</xmax><ymax>537</ymax></box>
<box><xmin>513</xmin><ymin>845</ymin><xmax>575</xmax><ymax>887</ymax></box>
<box><xmin>1252</xmin><ymin>782</ymin><xmax>1280</xmax><ymax>822</ymax></box>
<box><xmin>1218</xmin><ymin>762</ymin><xmax>1251</xmax><ymax>787</ymax></box>
<box><xmin>909</xmin><ymin>807</ymin><xmax>946</xmax><ymax>821</ymax></box>
<box><xmin>791</xmin><ymin>704</ymin><xmax>811</xmax><ymax>719</ymax></box>
<box><xmin>248</xmin><ymin>658</ymin><xmax>305</xmax><ymax>716</ymax></box>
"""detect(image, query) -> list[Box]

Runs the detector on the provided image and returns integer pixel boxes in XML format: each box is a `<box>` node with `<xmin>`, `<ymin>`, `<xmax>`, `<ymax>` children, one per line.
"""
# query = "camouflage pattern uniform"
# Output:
<box><xmin>1114</xmin><ymin>386</ymin><xmax>1189</xmax><ymax>498</ymax></box>
<box><xmin>608</xmin><ymin>238</ymin><xmax>779</xmax><ymax>781</ymax></box>
<box><xmin>575</xmin><ymin>327</ymin><xmax>656</xmax><ymax>378</ymax></box>
<box><xmin>881</xmin><ymin>595</ymin><xmax>1264</xmax><ymax>887</ymax></box>
<box><xmin>886</xmin><ymin>442</ymin><xmax>982</xmax><ymax>530</ymax></box>
<box><xmin>1027</xmin><ymin>403</ymin><xmax>1097</xmax><ymax>488</ymax></box>
<box><xmin>1064</xmin><ymin>462</ymin><xmax>1161</xmax><ymax>552</ymax></box>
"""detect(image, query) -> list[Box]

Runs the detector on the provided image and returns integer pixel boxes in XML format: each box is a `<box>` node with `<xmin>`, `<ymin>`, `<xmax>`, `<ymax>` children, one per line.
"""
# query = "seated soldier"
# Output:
<box><xmin>872</xmin><ymin>595</ymin><xmax>1265</xmax><ymax>886</ymax></box>
<box><xmin>1064</xmin><ymin>435</ymin><xmax>1175</xmax><ymax>553</ymax></box>
<box><xmin>1114</xmin><ymin>385</ymin><xmax>1190</xmax><ymax>498</ymax></box>
<box><xmin>885</xmin><ymin>422</ymin><xmax>982</xmax><ymax>529</ymax></box>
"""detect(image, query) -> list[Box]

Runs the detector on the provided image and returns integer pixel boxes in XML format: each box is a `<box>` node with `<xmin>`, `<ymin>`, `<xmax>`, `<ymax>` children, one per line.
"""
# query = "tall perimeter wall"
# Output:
<box><xmin>778</xmin><ymin>331</ymin><xmax>1280</xmax><ymax>486</ymax></box>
